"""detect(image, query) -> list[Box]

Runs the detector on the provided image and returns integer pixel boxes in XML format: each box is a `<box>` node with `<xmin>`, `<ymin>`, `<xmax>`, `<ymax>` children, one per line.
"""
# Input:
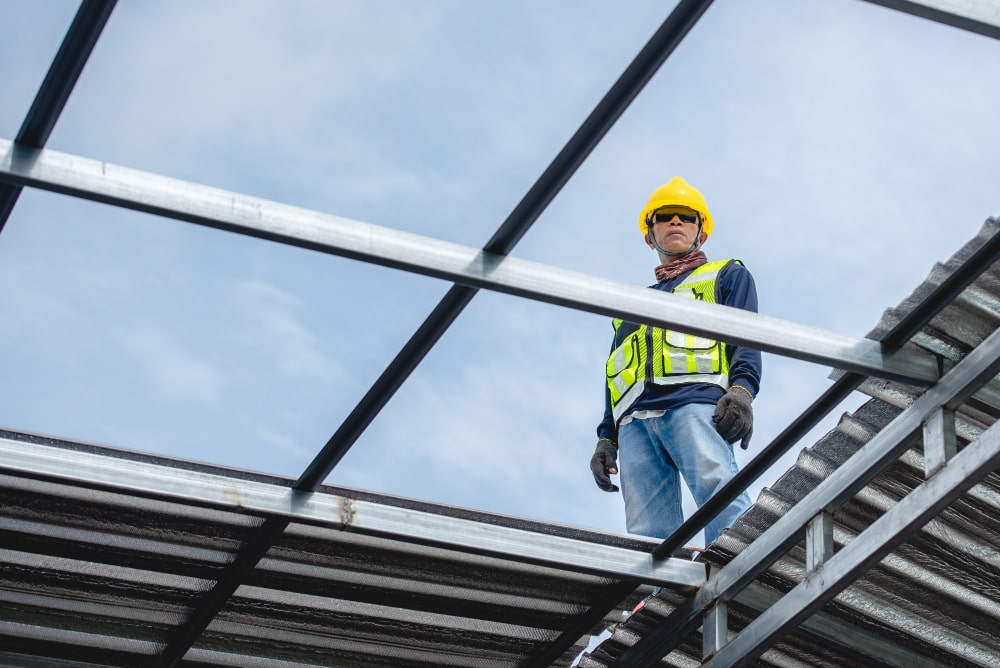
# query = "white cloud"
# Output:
<box><xmin>227</xmin><ymin>277</ymin><xmax>344</xmax><ymax>381</ymax></box>
<box><xmin>113</xmin><ymin>323</ymin><xmax>225</xmax><ymax>404</ymax></box>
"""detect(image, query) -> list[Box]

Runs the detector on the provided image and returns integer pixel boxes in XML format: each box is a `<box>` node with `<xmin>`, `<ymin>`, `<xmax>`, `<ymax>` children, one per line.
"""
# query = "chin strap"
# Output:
<box><xmin>648</xmin><ymin>220</ymin><xmax>704</xmax><ymax>257</ymax></box>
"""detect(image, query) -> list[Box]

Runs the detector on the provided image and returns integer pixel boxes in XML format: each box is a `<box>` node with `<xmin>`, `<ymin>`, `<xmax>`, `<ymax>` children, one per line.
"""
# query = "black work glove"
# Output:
<box><xmin>712</xmin><ymin>385</ymin><xmax>754</xmax><ymax>450</ymax></box>
<box><xmin>590</xmin><ymin>438</ymin><xmax>620</xmax><ymax>492</ymax></box>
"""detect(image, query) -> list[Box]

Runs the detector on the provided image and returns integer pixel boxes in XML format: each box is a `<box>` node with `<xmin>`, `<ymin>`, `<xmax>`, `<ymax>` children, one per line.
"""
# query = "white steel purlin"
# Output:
<box><xmin>0</xmin><ymin>436</ymin><xmax>706</xmax><ymax>589</ymax></box>
<box><xmin>0</xmin><ymin>139</ymin><xmax>940</xmax><ymax>386</ymax></box>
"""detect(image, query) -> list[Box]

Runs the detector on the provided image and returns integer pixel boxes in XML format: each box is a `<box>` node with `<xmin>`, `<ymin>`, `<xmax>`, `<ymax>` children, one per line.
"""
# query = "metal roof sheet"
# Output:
<box><xmin>0</xmin><ymin>428</ymin><xmax>709</xmax><ymax>667</ymax></box>
<box><xmin>579</xmin><ymin>216</ymin><xmax>1000</xmax><ymax>667</ymax></box>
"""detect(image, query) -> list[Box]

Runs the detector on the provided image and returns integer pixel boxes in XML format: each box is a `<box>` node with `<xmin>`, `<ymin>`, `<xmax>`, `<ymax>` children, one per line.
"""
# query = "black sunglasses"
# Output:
<box><xmin>652</xmin><ymin>211</ymin><xmax>698</xmax><ymax>224</ymax></box>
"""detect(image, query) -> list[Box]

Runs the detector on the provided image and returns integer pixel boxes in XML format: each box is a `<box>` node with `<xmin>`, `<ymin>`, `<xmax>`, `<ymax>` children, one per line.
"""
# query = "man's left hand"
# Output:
<box><xmin>713</xmin><ymin>385</ymin><xmax>754</xmax><ymax>449</ymax></box>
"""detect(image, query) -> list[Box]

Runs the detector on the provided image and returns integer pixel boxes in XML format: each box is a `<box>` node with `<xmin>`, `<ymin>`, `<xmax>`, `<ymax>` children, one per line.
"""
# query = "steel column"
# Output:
<box><xmin>702</xmin><ymin>598</ymin><xmax>728</xmax><ymax>660</ymax></box>
<box><xmin>806</xmin><ymin>511</ymin><xmax>834</xmax><ymax>572</ymax></box>
<box><xmin>923</xmin><ymin>407</ymin><xmax>957</xmax><ymax>477</ymax></box>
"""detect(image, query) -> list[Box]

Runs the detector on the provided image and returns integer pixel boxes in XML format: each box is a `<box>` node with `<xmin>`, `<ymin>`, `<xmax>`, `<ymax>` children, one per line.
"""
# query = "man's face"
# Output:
<box><xmin>646</xmin><ymin>207</ymin><xmax>706</xmax><ymax>255</ymax></box>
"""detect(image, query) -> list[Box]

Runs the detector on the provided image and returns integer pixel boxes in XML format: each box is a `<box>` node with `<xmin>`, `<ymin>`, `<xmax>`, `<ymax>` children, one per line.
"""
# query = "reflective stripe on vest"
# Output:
<box><xmin>605</xmin><ymin>260</ymin><xmax>735</xmax><ymax>423</ymax></box>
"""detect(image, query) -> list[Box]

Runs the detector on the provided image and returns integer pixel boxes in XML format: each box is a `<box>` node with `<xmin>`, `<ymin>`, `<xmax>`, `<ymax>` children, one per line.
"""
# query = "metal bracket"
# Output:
<box><xmin>923</xmin><ymin>407</ymin><xmax>957</xmax><ymax>478</ymax></box>
<box><xmin>806</xmin><ymin>511</ymin><xmax>834</xmax><ymax>573</ymax></box>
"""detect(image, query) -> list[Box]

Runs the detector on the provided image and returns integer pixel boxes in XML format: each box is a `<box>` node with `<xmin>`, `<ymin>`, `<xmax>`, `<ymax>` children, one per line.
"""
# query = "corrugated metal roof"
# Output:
<box><xmin>0</xmin><ymin>428</ymin><xmax>707</xmax><ymax>667</ymax></box>
<box><xmin>579</xmin><ymin>216</ymin><xmax>1000</xmax><ymax>667</ymax></box>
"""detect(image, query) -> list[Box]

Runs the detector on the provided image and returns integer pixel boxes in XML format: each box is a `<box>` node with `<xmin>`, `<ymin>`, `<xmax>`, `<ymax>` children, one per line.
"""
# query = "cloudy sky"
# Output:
<box><xmin>1</xmin><ymin>0</ymin><xmax>998</xmax><ymax>546</ymax></box>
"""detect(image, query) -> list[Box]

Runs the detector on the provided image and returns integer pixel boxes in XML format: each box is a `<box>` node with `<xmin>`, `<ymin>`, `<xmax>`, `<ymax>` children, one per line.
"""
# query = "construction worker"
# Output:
<box><xmin>590</xmin><ymin>177</ymin><xmax>760</xmax><ymax>546</ymax></box>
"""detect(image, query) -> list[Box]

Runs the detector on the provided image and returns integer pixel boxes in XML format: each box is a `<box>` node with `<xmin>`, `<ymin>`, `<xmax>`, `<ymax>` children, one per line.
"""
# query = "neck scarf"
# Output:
<box><xmin>654</xmin><ymin>250</ymin><xmax>707</xmax><ymax>283</ymax></box>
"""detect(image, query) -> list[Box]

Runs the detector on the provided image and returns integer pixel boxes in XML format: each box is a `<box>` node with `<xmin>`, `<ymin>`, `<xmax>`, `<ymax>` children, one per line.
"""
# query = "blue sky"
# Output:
<box><xmin>1</xmin><ymin>0</ymin><xmax>999</xmax><ymax>545</ymax></box>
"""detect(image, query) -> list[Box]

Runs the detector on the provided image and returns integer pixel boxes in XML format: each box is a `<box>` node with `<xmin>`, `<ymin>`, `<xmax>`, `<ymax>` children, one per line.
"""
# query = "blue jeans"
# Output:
<box><xmin>618</xmin><ymin>403</ymin><xmax>751</xmax><ymax>545</ymax></box>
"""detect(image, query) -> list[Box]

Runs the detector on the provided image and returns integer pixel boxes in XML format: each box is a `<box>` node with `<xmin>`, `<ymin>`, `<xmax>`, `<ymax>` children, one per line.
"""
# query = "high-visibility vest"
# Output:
<box><xmin>605</xmin><ymin>259</ymin><xmax>735</xmax><ymax>423</ymax></box>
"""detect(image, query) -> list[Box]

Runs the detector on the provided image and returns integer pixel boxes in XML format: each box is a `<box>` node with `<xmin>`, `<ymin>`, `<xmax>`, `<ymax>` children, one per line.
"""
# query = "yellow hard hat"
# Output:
<box><xmin>637</xmin><ymin>176</ymin><xmax>714</xmax><ymax>238</ymax></box>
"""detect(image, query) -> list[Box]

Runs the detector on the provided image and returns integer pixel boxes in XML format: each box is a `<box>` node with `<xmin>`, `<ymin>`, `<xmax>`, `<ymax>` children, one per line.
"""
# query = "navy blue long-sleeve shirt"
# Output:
<box><xmin>596</xmin><ymin>260</ymin><xmax>762</xmax><ymax>443</ymax></box>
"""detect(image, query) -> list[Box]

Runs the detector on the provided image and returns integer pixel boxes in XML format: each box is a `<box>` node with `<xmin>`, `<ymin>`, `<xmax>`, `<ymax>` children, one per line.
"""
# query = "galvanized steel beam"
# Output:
<box><xmin>614</xmin><ymin>322</ymin><xmax>1000</xmax><ymax>666</ymax></box>
<box><xmin>0</xmin><ymin>435</ymin><xmax>706</xmax><ymax>589</ymax></box>
<box><xmin>732</xmin><ymin>583</ymin><xmax>949</xmax><ymax>668</ymax></box>
<box><xmin>0</xmin><ymin>140</ymin><xmax>940</xmax><ymax>386</ymax></box>
<box><xmin>862</xmin><ymin>0</ymin><xmax>1000</xmax><ymax>40</ymax></box>
<box><xmin>706</xmin><ymin>416</ymin><xmax>1000</xmax><ymax>667</ymax></box>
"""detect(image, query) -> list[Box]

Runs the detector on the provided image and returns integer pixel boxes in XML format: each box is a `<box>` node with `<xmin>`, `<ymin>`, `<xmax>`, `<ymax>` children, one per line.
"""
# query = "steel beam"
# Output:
<box><xmin>706</xmin><ymin>417</ymin><xmax>1000</xmax><ymax>666</ymax></box>
<box><xmin>733</xmin><ymin>582</ymin><xmax>951</xmax><ymax>668</ymax></box>
<box><xmin>862</xmin><ymin>0</ymin><xmax>1000</xmax><ymax>40</ymax></box>
<box><xmin>614</xmin><ymin>322</ymin><xmax>1000</xmax><ymax>666</ymax></box>
<box><xmin>702</xmin><ymin>567</ymin><xmax>728</xmax><ymax>661</ymax></box>
<box><xmin>0</xmin><ymin>140</ymin><xmax>940</xmax><ymax>385</ymax></box>
<box><xmin>0</xmin><ymin>0</ymin><xmax>116</xmax><ymax>233</ymax></box>
<box><xmin>0</xmin><ymin>435</ymin><xmax>705</xmax><ymax>589</ymax></box>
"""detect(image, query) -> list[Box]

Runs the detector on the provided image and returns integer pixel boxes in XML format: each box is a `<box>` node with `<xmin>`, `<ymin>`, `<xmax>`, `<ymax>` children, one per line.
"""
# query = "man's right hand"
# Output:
<box><xmin>590</xmin><ymin>438</ymin><xmax>620</xmax><ymax>492</ymax></box>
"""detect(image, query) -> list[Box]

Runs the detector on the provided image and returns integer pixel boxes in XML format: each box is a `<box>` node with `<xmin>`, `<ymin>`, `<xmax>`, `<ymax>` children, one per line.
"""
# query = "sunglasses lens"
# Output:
<box><xmin>653</xmin><ymin>212</ymin><xmax>697</xmax><ymax>224</ymax></box>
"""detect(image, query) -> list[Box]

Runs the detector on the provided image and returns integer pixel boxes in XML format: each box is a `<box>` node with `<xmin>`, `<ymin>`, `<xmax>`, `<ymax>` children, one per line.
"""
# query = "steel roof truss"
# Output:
<box><xmin>651</xmin><ymin>220</ymin><xmax>1000</xmax><ymax>560</ymax></box>
<box><xmin>614</xmin><ymin>319</ymin><xmax>1000</xmax><ymax>665</ymax></box>
<box><xmin>732</xmin><ymin>583</ymin><xmax>949</xmax><ymax>668</ymax></box>
<box><xmin>705</xmin><ymin>408</ymin><xmax>1000</xmax><ymax>666</ymax></box>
